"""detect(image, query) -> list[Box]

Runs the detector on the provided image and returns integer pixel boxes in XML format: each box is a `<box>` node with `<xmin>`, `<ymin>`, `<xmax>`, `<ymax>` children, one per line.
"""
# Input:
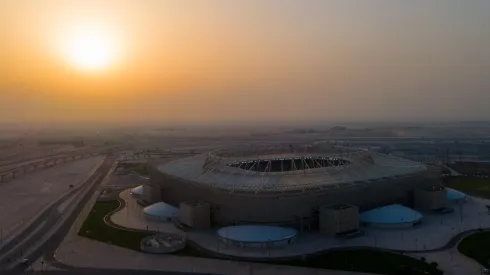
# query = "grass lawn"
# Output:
<box><xmin>79</xmin><ymin>200</ymin><xmax>442</xmax><ymax>275</ymax></box>
<box><xmin>78</xmin><ymin>200</ymin><xmax>213</xmax><ymax>257</ymax></box>
<box><xmin>444</xmin><ymin>177</ymin><xmax>490</xmax><ymax>198</ymax></box>
<box><xmin>458</xmin><ymin>231</ymin><xmax>490</xmax><ymax>268</ymax></box>
<box><xmin>78</xmin><ymin>200</ymin><xmax>154</xmax><ymax>251</ymax></box>
<box><xmin>273</xmin><ymin>250</ymin><xmax>442</xmax><ymax>275</ymax></box>
<box><xmin>133</xmin><ymin>163</ymin><xmax>148</xmax><ymax>176</ymax></box>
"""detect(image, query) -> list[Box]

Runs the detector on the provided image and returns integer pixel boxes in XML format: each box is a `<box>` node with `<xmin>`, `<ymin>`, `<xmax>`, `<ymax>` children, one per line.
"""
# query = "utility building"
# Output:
<box><xmin>414</xmin><ymin>186</ymin><xmax>447</xmax><ymax>211</ymax></box>
<box><xmin>319</xmin><ymin>204</ymin><xmax>359</xmax><ymax>235</ymax></box>
<box><xmin>179</xmin><ymin>201</ymin><xmax>211</xmax><ymax>229</ymax></box>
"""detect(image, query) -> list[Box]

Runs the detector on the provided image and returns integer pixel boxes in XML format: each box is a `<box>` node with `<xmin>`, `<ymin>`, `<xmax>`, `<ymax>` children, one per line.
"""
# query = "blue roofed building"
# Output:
<box><xmin>446</xmin><ymin>188</ymin><xmax>467</xmax><ymax>203</ymax></box>
<box><xmin>217</xmin><ymin>225</ymin><xmax>298</xmax><ymax>248</ymax></box>
<box><xmin>360</xmin><ymin>204</ymin><xmax>423</xmax><ymax>228</ymax></box>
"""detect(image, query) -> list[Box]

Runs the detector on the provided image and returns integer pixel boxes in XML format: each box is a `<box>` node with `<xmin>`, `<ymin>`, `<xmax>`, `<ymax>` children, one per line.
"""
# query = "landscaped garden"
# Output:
<box><xmin>79</xmin><ymin>200</ymin><xmax>443</xmax><ymax>275</ymax></box>
<box><xmin>458</xmin><ymin>230</ymin><xmax>490</xmax><ymax>268</ymax></box>
<box><xmin>78</xmin><ymin>200</ymin><xmax>152</xmax><ymax>250</ymax></box>
<box><xmin>275</xmin><ymin>249</ymin><xmax>442</xmax><ymax>275</ymax></box>
<box><xmin>444</xmin><ymin>177</ymin><xmax>490</xmax><ymax>198</ymax></box>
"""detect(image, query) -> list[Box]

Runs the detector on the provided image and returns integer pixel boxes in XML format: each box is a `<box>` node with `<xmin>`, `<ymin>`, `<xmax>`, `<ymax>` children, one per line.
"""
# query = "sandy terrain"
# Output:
<box><xmin>0</xmin><ymin>156</ymin><xmax>104</xmax><ymax>241</ymax></box>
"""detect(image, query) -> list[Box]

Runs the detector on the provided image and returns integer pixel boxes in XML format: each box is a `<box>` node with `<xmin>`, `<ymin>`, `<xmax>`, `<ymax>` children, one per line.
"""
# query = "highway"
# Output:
<box><xmin>2</xmin><ymin>154</ymin><xmax>220</xmax><ymax>275</ymax></box>
<box><xmin>0</xmin><ymin>155</ymin><xmax>117</xmax><ymax>273</ymax></box>
<box><xmin>22</xmin><ymin>270</ymin><xmax>216</xmax><ymax>275</ymax></box>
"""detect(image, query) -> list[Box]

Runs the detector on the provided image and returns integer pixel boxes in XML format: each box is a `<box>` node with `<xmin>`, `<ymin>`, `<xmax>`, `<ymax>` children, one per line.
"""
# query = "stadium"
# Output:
<box><xmin>144</xmin><ymin>142</ymin><xmax>442</xmax><ymax>232</ymax></box>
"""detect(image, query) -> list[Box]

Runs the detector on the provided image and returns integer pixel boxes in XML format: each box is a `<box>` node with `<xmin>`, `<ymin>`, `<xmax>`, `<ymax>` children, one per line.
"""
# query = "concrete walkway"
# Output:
<box><xmin>410</xmin><ymin>246</ymin><xmax>483</xmax><ymax>275</ymax></box>
<box><xmin>112</xmin><ymin>191</ymin><xmax>490</xmax><ymax>256</ymax></box>
<box><xmin>57</xmin><ymin>237</ymin><xmax>375</xmax><ymax>275</ymax></box>
<box><xmin>55</xmin><ymin>183</ymin><xmax>374</xmax><ymax>275</ymax></box>
<box><xmin>110</xmin><ymin>189</ymin><xmax>181</xmax><ymax>234</ymax></box>
<box><xmin>110</xmin><ymin>187</ymin><xmax>490</xmax><ymax>275</ymax></box>
<box><xmin>186</xmin><ymin>198</ymin><xmax>490</xmax><ymax>259</ymax></box>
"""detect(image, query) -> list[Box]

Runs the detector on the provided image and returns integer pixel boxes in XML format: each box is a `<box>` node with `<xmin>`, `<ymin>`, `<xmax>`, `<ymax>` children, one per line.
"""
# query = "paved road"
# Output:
<box><xmin>1</xmin><ymin>153</ymin><xmax>221</xmax><ymax>275</ymax></box>
<box><xmin>0</xmin><ymin>148</ymin><xmax>91</xmax><ymax>169</ymax></box>
<box><xmin>1</xmin><ymin>155</ymin><xmax>116</xmax><ymax>272</ymax></box>
<box><xmin>11</xmin><ymin>270</ymin><xmax>216</xmax><ymax>275</ymax></box>
<box><xmin>0</xmin><ymin>162</ymin><xmax>106</xmax><ymax>267</ymax></box>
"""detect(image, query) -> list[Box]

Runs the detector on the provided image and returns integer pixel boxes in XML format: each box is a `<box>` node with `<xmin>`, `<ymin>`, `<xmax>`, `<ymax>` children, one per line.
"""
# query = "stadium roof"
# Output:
<box><xmin>217</xmin><ymin>225</ymin><xmax>297</xmax><ymax>243</ymax></box>
<box><xmin>158</xmin><ymin>146</ymin><xmax>427</xmax><ymax>193</ymax></box>
<box><xmin>143</xmin><ymin>202</ymin><xmax>180</xmax><ymax>219</ymax></box>
<box><xmin>360</xmin><ymin>204</ymin><xmax>423</xmax><ymax>224</ymax></box>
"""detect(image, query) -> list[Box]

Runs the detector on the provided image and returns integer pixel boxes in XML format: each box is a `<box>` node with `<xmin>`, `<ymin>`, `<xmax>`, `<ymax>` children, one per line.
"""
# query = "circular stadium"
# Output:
<box><xmin>147</xmin><ymin>142</ymin><xmax>439</xmax><ymax>228</ymax></box>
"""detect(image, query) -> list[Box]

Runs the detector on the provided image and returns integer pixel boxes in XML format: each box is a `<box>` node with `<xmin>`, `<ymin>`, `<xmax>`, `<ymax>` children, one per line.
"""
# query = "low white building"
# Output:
<box><xmin>143</xmin><ymin>202</ymin><xmax>180</xmax><ymax>221</ymax></box>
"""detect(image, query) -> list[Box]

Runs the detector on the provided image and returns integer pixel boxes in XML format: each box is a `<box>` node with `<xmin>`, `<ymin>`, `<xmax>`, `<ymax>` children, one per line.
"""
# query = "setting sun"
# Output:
<box><xmin>61</xmin><ymin>24</ymin><xmax>121</xmax><ymax>71</ymax></box>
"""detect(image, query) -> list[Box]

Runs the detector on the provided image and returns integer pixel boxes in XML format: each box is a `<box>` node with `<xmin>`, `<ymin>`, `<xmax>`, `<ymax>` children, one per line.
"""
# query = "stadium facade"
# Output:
<box><xmin>145</xmin><ymin>142</ymin><xmax>441</xmax><ymax>230</ymax></box>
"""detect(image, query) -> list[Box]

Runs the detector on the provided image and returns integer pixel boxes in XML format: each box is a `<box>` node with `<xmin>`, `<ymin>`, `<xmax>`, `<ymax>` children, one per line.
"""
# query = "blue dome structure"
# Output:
<box><xmin>447</xmin><ymin>188</ymin><xmax>467</xmax><ymax>203</ymax></box>
<box><xmin>217</xmin><ymin>225</ymin><xmax>298</xmax><ymax>247</ymax></box>
<box><xmin>360</xmin><ymin>204</ymin><xmax>423</xmax><ymax>228</ymax></box>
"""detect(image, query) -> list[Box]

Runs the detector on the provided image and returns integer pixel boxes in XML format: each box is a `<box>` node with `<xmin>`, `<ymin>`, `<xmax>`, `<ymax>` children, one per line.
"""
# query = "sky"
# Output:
<box><xmin>1</xmin><ymin>0</ymin><xmax>489</xmax><ymax>126</ymax></box>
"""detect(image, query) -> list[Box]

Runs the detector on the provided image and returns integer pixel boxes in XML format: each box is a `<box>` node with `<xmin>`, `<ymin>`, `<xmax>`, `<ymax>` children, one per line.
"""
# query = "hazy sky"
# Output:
<box><xmin>1</xmin><ymin>0</ymin><xmax>489</xmax><ymax>125</ymax></box>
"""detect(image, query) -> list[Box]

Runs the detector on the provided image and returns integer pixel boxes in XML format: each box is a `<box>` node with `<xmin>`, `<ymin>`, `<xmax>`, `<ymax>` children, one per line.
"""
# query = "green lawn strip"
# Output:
<box><xmin>458</xmin><ymin>231</ymin><xmax>490</xmax><ymax>268</ymax></box>
<box><xmin>271</xmin><ymin>250</ymin><xmax>442</xmax><ymax>275</ymax></box>
<box><xmin>78</xmin><ymin>200</ymin><xmax>154</xmax><ymax>251</ymax></box>
<box><xmin>133</xmin><ymin>163</ymin><xmax>148</xmax><ymax>176</ymax></box>
<box><xmin>444</xmin><ymin>177</ymin><xmax>490</xmax><ymax>198</ymax></box>
<box><xmin>79</xmin><ymin>201</ymin><xmax>442</xmax><ymax>275</ymax></box>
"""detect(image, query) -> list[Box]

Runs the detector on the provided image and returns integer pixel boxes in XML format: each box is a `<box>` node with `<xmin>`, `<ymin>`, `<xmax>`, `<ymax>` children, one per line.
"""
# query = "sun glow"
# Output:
<box><xmin>61</xmin><ymin>24</ymin><xmax>121</xmax><ymax>72</ymax></box>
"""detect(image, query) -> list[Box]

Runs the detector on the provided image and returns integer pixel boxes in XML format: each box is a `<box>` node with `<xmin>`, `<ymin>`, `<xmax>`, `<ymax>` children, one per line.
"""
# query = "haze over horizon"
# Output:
<box><xmin>1</xmin><ymin>0</ymin><xmax>489</xmax><ymax>126</ymax></box>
